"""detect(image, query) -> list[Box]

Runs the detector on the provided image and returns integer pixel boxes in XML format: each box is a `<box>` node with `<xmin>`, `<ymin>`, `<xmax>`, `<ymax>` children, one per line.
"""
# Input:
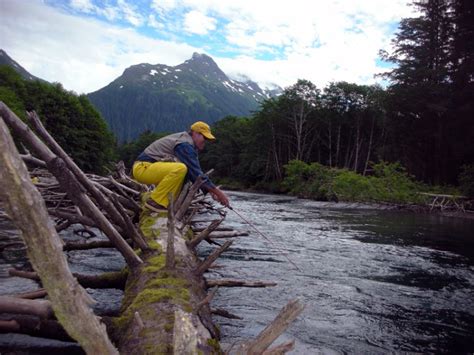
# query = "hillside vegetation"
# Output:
<box><xmin>0</xmin><ymin>66</ymin><xmax>115</xmax><ymax>173</ymax></box>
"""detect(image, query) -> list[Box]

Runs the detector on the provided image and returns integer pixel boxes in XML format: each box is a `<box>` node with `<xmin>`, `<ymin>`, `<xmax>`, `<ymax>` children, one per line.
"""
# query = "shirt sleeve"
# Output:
<box><xmin>174</xmin><ymin>143</ymin><xmax>216</xmax><ymax>191</ymax></box>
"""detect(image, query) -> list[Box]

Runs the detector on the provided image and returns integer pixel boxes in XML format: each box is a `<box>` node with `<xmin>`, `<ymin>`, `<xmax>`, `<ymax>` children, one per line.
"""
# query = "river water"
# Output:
<box><xmin>1</xmin><ymin>190</ymin><xmax>474</xmax><ymax>354</ymax></box>
<box><xmin>200</xmin><ymin>191</ymin><xmax>474</xmax><ymax>354</ymax></box>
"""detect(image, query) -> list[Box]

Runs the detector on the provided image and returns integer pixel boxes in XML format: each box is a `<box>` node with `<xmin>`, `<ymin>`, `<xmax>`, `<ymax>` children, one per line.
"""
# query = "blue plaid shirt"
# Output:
<box><xmin>174</xmin><ymin>142</ymin><xmax>215</xmax><ymax>191</ymax></box>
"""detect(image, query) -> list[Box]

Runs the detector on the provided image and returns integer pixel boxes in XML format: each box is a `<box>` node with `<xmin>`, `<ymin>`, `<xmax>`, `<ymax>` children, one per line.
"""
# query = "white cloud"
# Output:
<box><xmin>151</xmin><ymin>0</ymin><xmax>179</xmax><ymax>16</ymax></box>
<box><xmin>117</xmin><ymin>0</ymin><xmax>143</xmax><ymax>26</ymax></box>
<box><xmin>70</xmin><ymin>0</ymin><xmax>95</xmax><ymax>13</ymax></box>
<box><xmin>0</xmin><ymin>0</ymin><xmax>417</xmax><ymax>93</ymax></box>
<box><xmin>0</xmin><ymin>0</ymin><xmax>198</xmax><ymax>93</ymax></box>
<box><xmin>183</xmin><ymin>10</ymin><xmax>217</xmax><ymax>35</ymax></box>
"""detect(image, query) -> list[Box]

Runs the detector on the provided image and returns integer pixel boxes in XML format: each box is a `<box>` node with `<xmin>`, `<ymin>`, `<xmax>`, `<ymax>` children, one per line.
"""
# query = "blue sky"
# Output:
<box><xmin>0</xmin><ymin>0</ymin><xmax>415</xmax><ymax>93</ymax></box>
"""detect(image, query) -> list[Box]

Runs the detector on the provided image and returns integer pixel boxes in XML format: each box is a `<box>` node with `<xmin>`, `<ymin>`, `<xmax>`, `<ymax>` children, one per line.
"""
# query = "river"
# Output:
<box><xmin>1</xmin><ymin>190</ymin><xmax>474</xmax><ymax>353</ymax></box>
<box><xmin>200</xmin><ymin>191</ymin><xmax>474</xmax><ymax>354</ymax></box>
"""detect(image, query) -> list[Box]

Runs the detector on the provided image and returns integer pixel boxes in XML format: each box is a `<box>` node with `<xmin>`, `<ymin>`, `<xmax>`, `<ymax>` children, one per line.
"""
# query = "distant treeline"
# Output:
<box><xmin>199</xmin><ymin>0</ymin><xmax>473</xmax><ymax>190</ymax></box>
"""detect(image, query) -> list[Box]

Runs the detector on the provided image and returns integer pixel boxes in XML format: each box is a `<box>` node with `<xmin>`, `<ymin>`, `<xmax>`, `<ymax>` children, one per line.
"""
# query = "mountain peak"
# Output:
<box><xmin>191</xmin><ymin>52</ymin><xmax>210</xmax><ymax>60</ymax></box>
<box><xmin>178</xmin><ymin>52</ymin><xmax>227</xmax><ymax>81</ymax></box>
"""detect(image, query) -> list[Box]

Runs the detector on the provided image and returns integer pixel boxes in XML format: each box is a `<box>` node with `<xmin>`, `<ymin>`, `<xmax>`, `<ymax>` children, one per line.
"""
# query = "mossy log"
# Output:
<box><xmin>110</xmin><ymin>211</ymin><xmax>220</xmax><ymax>354</ymax></box>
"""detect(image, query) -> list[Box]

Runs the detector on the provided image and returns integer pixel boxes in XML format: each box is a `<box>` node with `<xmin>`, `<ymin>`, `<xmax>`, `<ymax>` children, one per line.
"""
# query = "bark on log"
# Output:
<box><xmin>236</xmin><ymin>299</ymin><xmax>304</xmax><ymax>355</ymax></box>
<box><xmin>175</xmin><ymin>176</ymin><xmax>204</xmax><ymax>221</ymax></box>
<box><xmin>187</xmin><ymin>218</ymin><xmax>224</xmax><ymax>249</ymax></box>
<box><xmin>63</xmin><ymin>240</ymin><xmax>115</xmax><ymax>251</ymax></box>
<box><xmin>211</xmin><ymin>308</ymin><xmax>243</xmax><ymax>320</ymax></box>
<box><xmin>111</xmin><ymin>211</ymin><xmax>220</xmax><ymax>354</ymax></box>
<box><xmin>0</xmin><ymin>108</ymin><xmax>118</xmax><ymax>353</ymax></box>
<box><xmin>196</xmin><ymin>240</ymin><xmax>233</xmax><ymax>275</ymax></box>
<box><xmin>0</xmin><ymin>296</ymin><xmax>53</xmax><ymax>319</ymax></box>
<box><xmin>208</xmin><ymin>231</ymin><xmax>249</xmax><ymax>238</ymax></box>
<box><xmin>263</xmin><ymin>340</ymin><xmax>295</xmax><ymax>355</ymax></box>
<box><xmin>13</xmin><ymin>288</ymin><xmax>48</xmax><ymax>299</ymax></box>
<box><xmin>9</xmin><ymin>268</ymin><xmax>127</xmax><ymax>289</ymax></box>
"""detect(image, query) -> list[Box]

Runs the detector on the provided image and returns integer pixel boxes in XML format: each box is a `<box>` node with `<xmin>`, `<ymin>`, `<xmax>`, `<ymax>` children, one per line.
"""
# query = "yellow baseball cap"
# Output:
<box><xmin>191</xmin><ymin>121</ymin><xmax>216</xmax><ymax>140</ymax></box>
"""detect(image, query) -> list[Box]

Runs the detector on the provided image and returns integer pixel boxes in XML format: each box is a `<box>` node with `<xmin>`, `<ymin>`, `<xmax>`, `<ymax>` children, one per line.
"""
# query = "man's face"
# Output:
<box><xmin>192</xmin><ymin>131</ymin><xmax>206</xmax><ymax>151</ymax></box>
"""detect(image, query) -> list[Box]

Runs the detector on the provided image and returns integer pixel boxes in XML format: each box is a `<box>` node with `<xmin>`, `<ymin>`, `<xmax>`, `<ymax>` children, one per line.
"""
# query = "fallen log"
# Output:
<box><xmin>110</xmin><ymin>213</ymin><xmax>220</xmax><ymax>353</ymax></box>
<box><xmin>9</xmin><ymin>268</ymin><xmax>127</xmax><ymax>289</ymax></box>
<box><xmin>206</xmin><ymin>279</ymin><xmax>277</xmax><ymax>288</ymax></box>
<box><xmin>196</xmin><ymin>240</ymin><xmax>233</xmax><ymax>275</ymax></box>
<box><xmin>0</xmin><ymin>296</ymin><xmax>53</xmax><ymax>319</ymax></box>
<box><xmin>13</xmin><ymin>288</ymin><xmax>47</xmax><ymax>300</ymax></box>
<box><xmin>212</xmin><ymin>308</ymin><xmax>243</xmax><ymax>320</ymax></box>
<box><xmin>0</xmin><ymin>109</ymin><xmax>118</xmax><ymax>353</ymax></box>
<box><xmin>63</xmin><ymin>240</ymin><xmax>115</xmax><ymax>251</ymax></box>
<box><xmin>1</xmin><ymin>104</ymin><xmax>142</xmax><ymax>268</ymax></box>
<box><xmin>0</xmin><ymin>315</ymin><xmax>72</xmax><ymax>341</ymax></box>
<box><xmin>208</xmin><ymin>231</ymin><xmax>249</xmax><ymax>238</ymax></box>
<box><xmin>187</xmin><ymin>218</ymin><xmax>224</xmax><ymax>249</ymax></box>
<box><xmin>233</xmin><ymin>299</ymin><xmax>304</xmax><ymax>354</ymax></box>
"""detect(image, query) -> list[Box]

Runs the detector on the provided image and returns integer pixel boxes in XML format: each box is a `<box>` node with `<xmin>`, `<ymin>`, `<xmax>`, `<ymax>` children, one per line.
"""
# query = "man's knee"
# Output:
<box><xmin>174</xmin><ymin>163</ymin><xmax>187</xmax><ymax>177</ymax></box>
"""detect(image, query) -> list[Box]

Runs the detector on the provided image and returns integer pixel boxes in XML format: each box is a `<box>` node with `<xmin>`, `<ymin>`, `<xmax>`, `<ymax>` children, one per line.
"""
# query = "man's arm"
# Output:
<box><xmin>174</xmin><ymin>143</ymin><xmax>229</xmax><ymax>206</ymax></box>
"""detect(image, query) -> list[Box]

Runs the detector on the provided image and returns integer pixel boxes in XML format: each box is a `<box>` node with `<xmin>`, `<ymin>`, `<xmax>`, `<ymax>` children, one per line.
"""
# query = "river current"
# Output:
<box><xmin>201</xmin><ymin>191</ymin><xmax>474</xmax><ymax>354</ymax></box>
<box><xmin>1</xmin><ymin>190</ymin><xmax>474</xmax><ymax>353</ymax></box>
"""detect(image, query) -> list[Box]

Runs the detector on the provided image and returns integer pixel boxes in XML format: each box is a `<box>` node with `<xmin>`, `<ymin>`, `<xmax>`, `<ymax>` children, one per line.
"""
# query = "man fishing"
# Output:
<box><xmin>132</xmin><ymin>121</ymin><xmax>230</xmax><ymax>212</ymax></box>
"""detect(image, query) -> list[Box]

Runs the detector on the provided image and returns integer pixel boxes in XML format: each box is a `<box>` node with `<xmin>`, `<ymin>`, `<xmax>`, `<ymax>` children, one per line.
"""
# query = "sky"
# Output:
<box><xmin>0</xmin><ymin>0</ymin><xmax>416</xmax><ymax>94</ymax></box>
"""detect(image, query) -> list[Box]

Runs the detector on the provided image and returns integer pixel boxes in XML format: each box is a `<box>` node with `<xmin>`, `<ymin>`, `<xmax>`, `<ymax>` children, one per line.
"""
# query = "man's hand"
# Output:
<box><xmin>209</xmin><ymin>187</ymin><xmax>230</xmax><ymax>207</ymax></box>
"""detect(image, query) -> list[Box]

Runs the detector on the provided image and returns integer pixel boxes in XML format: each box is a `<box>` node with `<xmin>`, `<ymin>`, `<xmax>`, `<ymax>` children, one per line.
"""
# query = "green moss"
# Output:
<box><xmin>184</xmin><ymin>228</ymin><xmax>194</xmax><ymax>241</ymax></box>
<box><xmin>207</xmin><ymin>338</ymin><xmax>224</xmax><ymax>354</ymax></box>
<box><xmin>147</xmin><ymin>239</ymin><xmax>162</xmax><ymax>251</ymax></box>
<box><xmin>143</xmin><ymin>254</ymin><xmax>166</xmax><ymax>273</ymax></box>
<box><xmin>146</xmin><ymin>277</ymin><xmax>188</xmax><ymax>289</ymax></box>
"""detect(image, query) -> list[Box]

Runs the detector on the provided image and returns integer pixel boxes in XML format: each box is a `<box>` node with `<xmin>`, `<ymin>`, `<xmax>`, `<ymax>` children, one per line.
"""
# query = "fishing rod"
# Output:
<box><xmin>227</xmin><ymin>205</ymin><xmax>302</xmax><ymax>272</ymax></box>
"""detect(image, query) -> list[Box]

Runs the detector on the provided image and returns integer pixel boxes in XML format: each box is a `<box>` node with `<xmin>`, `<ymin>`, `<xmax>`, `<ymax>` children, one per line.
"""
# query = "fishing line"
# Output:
<box><xmin>227</xmin><ymin>206</ymin><xmax>302</xmax><ymax>272</ymax></box>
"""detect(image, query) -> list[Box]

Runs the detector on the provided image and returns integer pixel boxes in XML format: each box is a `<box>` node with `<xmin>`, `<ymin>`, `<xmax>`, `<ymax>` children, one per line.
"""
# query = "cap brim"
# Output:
<box><xmin>202</xmin><ymin>131</ymin><xmax>216</xmax><ymax>140</ymax></box>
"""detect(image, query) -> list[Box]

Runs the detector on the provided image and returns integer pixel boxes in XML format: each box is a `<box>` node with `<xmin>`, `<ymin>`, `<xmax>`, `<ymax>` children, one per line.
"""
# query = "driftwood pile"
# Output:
<box><xmin>0</xmin><ymin>101</ymin><xmax>303</xmax><ymax>354</ymax></box>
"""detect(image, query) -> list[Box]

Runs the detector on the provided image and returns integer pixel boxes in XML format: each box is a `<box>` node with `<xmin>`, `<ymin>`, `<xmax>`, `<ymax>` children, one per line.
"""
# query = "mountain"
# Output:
<box><xmin>0</xmin><ymin>49</ymin><xmax>44</xmax><ymax>82</ymax></box>
<box><xmin>88</xmin><ymin>53</ymin><xmax>282</xmax><ymax>142</ymax></box>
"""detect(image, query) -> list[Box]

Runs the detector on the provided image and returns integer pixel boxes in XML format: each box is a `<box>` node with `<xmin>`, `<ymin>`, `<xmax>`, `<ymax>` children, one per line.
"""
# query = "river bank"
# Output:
<box><xmin>217</xmin><ymin>179</ymin><xmax>474</xmax><ymax>220</ymax></box>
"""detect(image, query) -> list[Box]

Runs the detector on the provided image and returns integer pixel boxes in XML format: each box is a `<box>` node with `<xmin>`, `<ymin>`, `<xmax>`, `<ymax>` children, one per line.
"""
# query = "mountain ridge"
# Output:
<box><xmin>88</xmin><ymin>52</ymin><xmax>282</xmax><ymax>142</ymax></box>
<box><xmin>0</xmin><ymin>49</ymin><xmax>44</xmax><ymax>82</ymax></box>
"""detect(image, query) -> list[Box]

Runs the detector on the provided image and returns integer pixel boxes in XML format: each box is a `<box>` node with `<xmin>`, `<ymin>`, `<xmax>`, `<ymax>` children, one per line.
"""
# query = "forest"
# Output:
<box><xmin>198</xmin><ymin>0</ymin><xmax>473</xmax><ymax>198</ymax></box>
<box><xmin>1</xmin><ymin>0</ymin><xmax>472</xmax><ymax>200</ymax></box>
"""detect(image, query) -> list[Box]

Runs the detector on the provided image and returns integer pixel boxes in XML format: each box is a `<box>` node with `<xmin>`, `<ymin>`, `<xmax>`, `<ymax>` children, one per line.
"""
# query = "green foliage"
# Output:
<box><xmin>459</xmin><ymin>164</ymin><xmax>474</xmax><ymax>198</ymax></box>
<box><xmin>282</xmin><ymin>160</ymin><xmax>334</xmax><ymax>199</ymax></box>
<box><xmin>283</xmin><ymin>160</ymin><xmax>424</xmax><ymax>204</ymax></box>
<box><xmin>0</xmin><ymin>65</ymin><xmax>115</xmax><ymax>173</ymax></box>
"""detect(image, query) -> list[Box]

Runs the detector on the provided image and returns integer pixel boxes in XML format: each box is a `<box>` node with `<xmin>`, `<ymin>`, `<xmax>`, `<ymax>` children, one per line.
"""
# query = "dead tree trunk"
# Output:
<box><xmin>0</xmin><ymin>102</ymin><xmax>142</xmax><ymax>268</ymax></box>
<box><xmin>0</xmin><ymin>112</ymin><xmax>118</xmax><ymax>354</ymax></box>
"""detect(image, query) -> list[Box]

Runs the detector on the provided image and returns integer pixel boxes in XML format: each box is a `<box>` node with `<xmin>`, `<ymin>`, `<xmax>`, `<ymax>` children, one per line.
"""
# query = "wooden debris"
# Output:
<box><xmin>13</xmin><ymin>289</ymin><xmax>48</xmax><ymax>300</ymax></box>
<box><xmin>236</xmin><ymin>299</ymin><xmax>304</xmax><ymax>355</ymax></box>
<box><xmin>208</xmin><ymin>231</ymin><xmax>249</xmax><ymax>238</ymax></box>
<box><xmin>187</xmin><ymin>218</ymin><xmax>224</xmax><ymax>249</ymax></box>
<box><xmin>0</xmin><ymin>296</ymin><xmax>53</xmax><ymax>319</ymax></box>
<box><xmin>206</xmin><ymin>279</ymin><xmax>277</xmax><ymax>288</ymax></box>
<box><xmin>212</xmin><ymin>308</ymin><xmax>243</xmax><ymax>320</ymax></box>
<box><xmin>195</xmin><ymin>240</ymin><xmax>233</xmax><ymax>275</ymax></box>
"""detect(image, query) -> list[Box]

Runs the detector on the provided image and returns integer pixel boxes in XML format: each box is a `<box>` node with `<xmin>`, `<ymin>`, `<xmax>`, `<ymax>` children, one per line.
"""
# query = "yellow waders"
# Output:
<box><xmin>132</xmin><ymin>161</ymin><xmax>187</xmax><ymax>208</ymax></box>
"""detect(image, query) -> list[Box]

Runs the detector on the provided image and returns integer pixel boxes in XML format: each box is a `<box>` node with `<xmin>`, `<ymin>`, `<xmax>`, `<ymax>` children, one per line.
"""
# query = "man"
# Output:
<box><xmin>132</xmin><ymin>121</ymin><xmax>230</xmax><ymax>212</ymax></box>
